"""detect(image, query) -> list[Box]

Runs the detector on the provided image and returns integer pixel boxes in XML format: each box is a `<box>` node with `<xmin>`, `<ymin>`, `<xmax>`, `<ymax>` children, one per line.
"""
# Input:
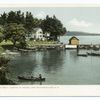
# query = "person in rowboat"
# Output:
<box><xmin>39</xmin><ymin>74</ymin><xmax>42</xmax><ymax>79</ymax></box>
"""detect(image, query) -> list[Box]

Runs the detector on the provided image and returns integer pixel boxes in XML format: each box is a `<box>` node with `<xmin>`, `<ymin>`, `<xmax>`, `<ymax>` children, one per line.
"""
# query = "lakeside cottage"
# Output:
<box><xmin>26</xmin><ymin>28</ymin><xmax>50</xmax><ymax>41</ymax></box>
<box><xmin>69</xmin><ymin>36</ymin><xmax>79</xmax><ymax>45</ymax></box>
<box><xmin>31</xmin><ymin>28</ymin><xmax>44</xmax><ymax>40</ymax></box>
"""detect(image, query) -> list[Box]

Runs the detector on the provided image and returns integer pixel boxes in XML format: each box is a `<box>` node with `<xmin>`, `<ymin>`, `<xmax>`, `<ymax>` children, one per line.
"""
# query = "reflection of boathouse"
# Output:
<box><xmin>69</xmin><ymin>36</ymin><xmax>79</xmax><ymax>45</ymax></box>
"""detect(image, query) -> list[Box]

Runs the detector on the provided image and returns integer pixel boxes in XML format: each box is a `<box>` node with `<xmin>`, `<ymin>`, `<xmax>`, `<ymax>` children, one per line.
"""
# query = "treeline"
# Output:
<box><xmin>0</xmin><ymin>11</ymin><xmax>42</xmax><ymax>32</ymax></box>
<box><xmin>0</xmin><ymin>10</ymin><xmax>67</xmax><ymax>47</ymax></box>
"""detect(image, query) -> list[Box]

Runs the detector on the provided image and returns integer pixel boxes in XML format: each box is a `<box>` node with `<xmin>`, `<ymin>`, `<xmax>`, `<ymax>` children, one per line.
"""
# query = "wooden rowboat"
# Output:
<box><xmin>77</xmin><ymin>54</ymin><xmax>88</xmax><ymax>57</ymax></box>
<box><xmin>87</xmin><ymin>52</ymin><xmax>100</xmax><ymax>56</ymax></box>
<box><xmin>18</xmin><ymin>76</ymin><xmax>45</xmax><ymax>81</ymax></box>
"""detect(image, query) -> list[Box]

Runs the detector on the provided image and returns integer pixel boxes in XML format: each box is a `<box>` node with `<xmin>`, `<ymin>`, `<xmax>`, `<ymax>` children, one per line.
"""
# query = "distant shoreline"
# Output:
<box><xmin>65</xmin><ymin>34</ymin><xmax>100</xmax><ymax>36</ymax></box>
<box><xmin>64</xmin><ymin>31</ymin><xmax>100</xmax><ymax>36</ymax></box>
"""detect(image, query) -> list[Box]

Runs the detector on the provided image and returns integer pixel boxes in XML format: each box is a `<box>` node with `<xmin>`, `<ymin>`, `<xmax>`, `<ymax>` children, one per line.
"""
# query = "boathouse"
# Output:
<box><xmin>69</xmin><ymin>36</ymin><xmax>79</xmax><ymax>45</ymax></box>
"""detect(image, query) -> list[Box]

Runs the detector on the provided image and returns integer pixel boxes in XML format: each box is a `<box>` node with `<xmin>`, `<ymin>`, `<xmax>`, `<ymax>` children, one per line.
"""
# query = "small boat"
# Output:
<box><xmin>77</xmin><ymin>54</ymin><xmax>88</xmax><ymax>57</ymax></box>
<box><xmin>18</xmin><ymin>76</ymin><xmax>45</xmax><ymax>81</ymax></box>
<box><xmin>87</xmin><ymin>52</ymin><xmax>100</xmax><ymax>56</ymax></box>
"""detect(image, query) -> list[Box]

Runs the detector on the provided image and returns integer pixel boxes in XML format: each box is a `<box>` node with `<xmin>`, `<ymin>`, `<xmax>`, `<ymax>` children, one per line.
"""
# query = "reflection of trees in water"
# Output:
<box><xmin>68</xmin><ymin>50</ymin><xmax>78</xmax><ymax>63</ymax></box>
<box><xmin>8</xmin><ymin>50</ymin><xmax>66</xmax><ymax>79</ymax></box>
<box><xmin>8</xmin><ymin>53</ymin><xmax>37</xmax><ymax>78</ymax></box>
<box><xmin>41</xmin><ymin>50</ymin><xmax>66</xmax><ymax>73</ymax></box>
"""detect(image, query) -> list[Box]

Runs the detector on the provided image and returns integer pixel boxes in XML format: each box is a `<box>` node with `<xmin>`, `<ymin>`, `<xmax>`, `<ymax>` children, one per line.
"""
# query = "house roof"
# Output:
<box><xmin>69</xmin><ymin>36</ymin><xmax>79</xmax><ymax>41</ymax></box>
<box><xmin>32</xmin><ymin>27</ymin><xmax>42</xmax><ymax>33</ymax></box>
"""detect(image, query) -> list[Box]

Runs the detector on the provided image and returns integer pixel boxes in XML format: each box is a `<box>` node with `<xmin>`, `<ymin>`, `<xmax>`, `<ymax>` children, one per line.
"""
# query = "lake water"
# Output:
<box><xmin>8</xmin><ymin>36</ymin><xmax>100</xmax><ymax>85</ymax></box>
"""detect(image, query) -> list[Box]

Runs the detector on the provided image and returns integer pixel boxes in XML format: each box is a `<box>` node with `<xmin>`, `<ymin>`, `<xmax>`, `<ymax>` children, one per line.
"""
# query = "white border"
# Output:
<box><xmin>1</xmin><ymin>0</ymin><xmax>100</xmax><ymax>4</ymax></box>
<box><xmin>0</xmin><ymin>4</ymin><xmax>100</xmax><ymax>96</ymax></box>
<box><xmin>0</xmin><ymin>85</ymin><xmax>100</xmax><ymax>96</ymax></box>
<box><xmin>0</xmin><ymin>4</ymin><xmax>100</xmax><ymax>7</ymax></box>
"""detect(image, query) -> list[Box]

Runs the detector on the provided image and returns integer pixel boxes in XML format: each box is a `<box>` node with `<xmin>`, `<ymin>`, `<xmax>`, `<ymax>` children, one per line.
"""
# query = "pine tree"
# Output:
<box><xmin>25</xmin><ymin>12</ymin><xmax>33</xmax><ymax>34</ymax></box>
<box><xmin>0</xmin><ymin>12</ymin><xmax>7</xmax><ymax>25</ymax></box>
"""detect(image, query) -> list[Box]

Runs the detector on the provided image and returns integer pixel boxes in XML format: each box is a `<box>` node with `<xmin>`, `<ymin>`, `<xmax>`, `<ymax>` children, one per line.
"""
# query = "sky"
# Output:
<box><xmin>0</xmin><ymin>7</ymin><xmax>100</xmax><ymax>34</ymax></box>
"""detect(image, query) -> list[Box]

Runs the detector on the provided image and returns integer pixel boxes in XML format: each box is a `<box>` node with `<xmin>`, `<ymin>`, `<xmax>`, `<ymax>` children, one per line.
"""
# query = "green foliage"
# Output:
<box><xmin>0</xmin><ymin>55</ymin><xmax>13</xmax><ymax>85</ymax></box>
<box><xmin>4</xmin><ymin>23</ymin><xmax>26</xmax><ymax>46</ymax></box>
<box><xmin>0</xmin><ymin>25</ymin><xmax>4</xmax><ymax>42</ymax></box>
<box><xmin>33</xmin><ymin>18</ymin><xmax>42</xmax><ymax>28</ymax></box>
<box><xmin>0</xmin><ymin>25</ymin><xmax>4</xmax><ymax>38</ymax></box>
<box><xmin>15</xmin><ymin>11</ymin><xmax>25</xmax><ymax>24</ymax></box>
<box><xmin>0</xmin><ymin>47</ymin><xmax>4</xmax><ymax>54</ymax></box>
<box><xmin>27</xmin><ymin>40</ymin><xmax>57</xmax><ymax>47</ymax></box>
<box><xmin>0</xmin><ymin>56</ymin><xmax>9</xmax><ymax>66</ymax></box>
<box><xmin>0</xmin><ymin>25</ymin><xmax>4</xmax><ymax>34</ymax></box>
<box><xmin>0</xmin><ymin>12</ymin><xmax>7</xmax><ymax>25</ymax></box>
<box><xmin>41</xmin><ymin>15</ymin><xmax>67</xmax><ymax>40</ymax></box>
<box><xmin>25</xmin><ymin>12</ymin><xmax>34</xmax><ymax>33</ymax></box>
<box><xmin>7</xmin><ymin>11</ymin><xmax>16</xmax><ymax>23</ymax></box>
<box><xmin>0</xmin><ymin>11</ymin><xmax>67</xmax><ymax>47</ymax></box>
<box><xmin>6</xmin><ymin>10</ymin><xmax>25</xmax><ymax>24</ymax></box>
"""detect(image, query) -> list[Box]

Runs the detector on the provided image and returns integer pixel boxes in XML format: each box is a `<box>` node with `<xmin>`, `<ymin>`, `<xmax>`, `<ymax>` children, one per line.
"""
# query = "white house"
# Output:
<box><xmin>31</xmin><ymin>28</ymin><xmax>45</xmax><ymax>40</ymax></box>
<box><xmin>26</xmin><ymin>28</ymin><xmax>51</xmax><ymax>41</ymax></box>
<box><xmin>25</xmin><ymin>28</ymin><xmax>51</xmax><ymax>41</ymax></box>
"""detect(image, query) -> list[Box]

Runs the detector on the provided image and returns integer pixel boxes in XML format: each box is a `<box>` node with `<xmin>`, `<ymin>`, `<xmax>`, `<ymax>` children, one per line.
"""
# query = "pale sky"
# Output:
<box><xmin>0</xmin><ymin>7</ymin><xmax>100</xmax><ymax>34</ymax></box>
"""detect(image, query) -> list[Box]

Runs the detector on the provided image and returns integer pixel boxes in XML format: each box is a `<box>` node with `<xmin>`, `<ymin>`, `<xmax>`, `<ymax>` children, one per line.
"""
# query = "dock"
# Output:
<box><xmin>65</xmin><ymin>44</ymin><xmax>100</xmax><ymax>50</ymax></box>
<box><xmin>77</xmin><ymin>44</ymin><xmax>100</xmax><ymax>50</ymax></box>
<box><xmin>65</xmin><ymin>45</ymin><xmax>77</xmax><ymax>49</ymax></box>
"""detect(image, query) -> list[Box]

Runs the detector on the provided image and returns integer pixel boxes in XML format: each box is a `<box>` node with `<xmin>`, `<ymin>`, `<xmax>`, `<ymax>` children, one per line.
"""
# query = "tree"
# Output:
<box><xmin>4</xmin><ymin>23</ymin><xmax>26</xmax><ymax>47</ymax></box>
<box><xmin>33</xmin><ymin>18</ymin><xmax>42</xmax><ymax>28</ymax></box>
<box><xmin>41</xmin><ymin>15</ymin><xmax>67</xmax><ymax>41</ymax></box>
<box><xmin>0</xmin><ymin>25</ymin><xmax>4</xmax><ymax>34</ymax></box>
<box><xmin>25</xmin><ymin>12</ymin><xmax>34</xmax><ymax>34</ymax></box>
<box><xmin>15</xmin><ymin>11</ymin><xmax>25</xmax><ymax>24</ymax></box>
<box><xmin>7</xmin><ymin>11</ymin><xmax>25</xmax><ymax>24</ymax></box>
<box><xmin>7</xmin><ymin>11</ymin><xmax>16</xmax><ymax>23</ymax></box>
<box><xmin>0</xmin><ymin>25</ymin><xmax>4</xmax><ymax>42</ymax></box>
<box><xmin>0</xmin><ymin>12</ymin><xmax>7</xmax><ymax>25</ymax></box>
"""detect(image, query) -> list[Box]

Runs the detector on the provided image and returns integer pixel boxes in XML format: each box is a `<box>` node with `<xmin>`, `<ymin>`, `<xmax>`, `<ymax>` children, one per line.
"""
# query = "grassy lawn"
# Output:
<box><xmin>0</xmin><ymin>40</ymin><xmax>14</xmax><ymax>50</ymax></box>
<box><xmin>0</xmin><ymin>46</ymin><xmax>5</xmax><ymax>54</ymax></box>
<box><xmin>27</xmin><ymin>40</ymin><xmax>57</xmax><ymax>47</ymax></box>
<box><xmin>0</xmin><ymin>40</ymin><xmax>59</xmax><ymax>49</ymax></box>
<box><xmin>0</xmin><ymin>40</ymin><xmax>13</xmax><ymax>46</ymax></box>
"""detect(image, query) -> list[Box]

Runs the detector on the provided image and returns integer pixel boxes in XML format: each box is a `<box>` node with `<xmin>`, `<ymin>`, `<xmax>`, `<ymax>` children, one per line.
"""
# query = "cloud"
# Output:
<box><xmin>34</xmin><ymin>11</ymin><xmax>46</xmax><ymax>19</ymax></box>
<box><xmin>69</xmin><ymin>18</ymin><xmax>93</xmax><ymax>27</ymax></box>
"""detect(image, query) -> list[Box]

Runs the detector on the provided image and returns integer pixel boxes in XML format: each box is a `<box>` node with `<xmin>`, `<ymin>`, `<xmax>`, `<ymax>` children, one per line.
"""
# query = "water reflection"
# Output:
<box><xmin>7</xmin><ymin>47</ymin><xmax>100</xmax><ymax>85</ymax></box>
<box><xmin>8</xmin><ymin>53</ymin><xmax>37</xmax><ymax>79</ymax></box>
<box><xmin>68</xmin><ymin>50</ymin><xmax>79</xmax><ymax>63</ymax></box>
<box><xmin>41</xmin><ymin>50</ymin><xmax>65</xmax><ymax>73</ymax></box>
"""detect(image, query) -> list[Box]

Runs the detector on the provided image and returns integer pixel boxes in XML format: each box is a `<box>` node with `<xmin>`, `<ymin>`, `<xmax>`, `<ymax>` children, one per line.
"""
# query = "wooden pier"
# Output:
<box><xmin>77</xmin><ymin>44</ymin><xmax>100</xmax><ymax>57</ymax></box>
<box><xmin>77</xmin><ymin>44</ymin><xmax>100</xmax><ymax>50</ymax></box>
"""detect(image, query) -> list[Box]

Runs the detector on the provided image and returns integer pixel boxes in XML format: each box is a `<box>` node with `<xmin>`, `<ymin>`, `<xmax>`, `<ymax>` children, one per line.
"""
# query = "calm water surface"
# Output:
<box><xmin>8</xmin><ymin>36</ymin><xmax>100</xmax><ymax>85</ymax></box>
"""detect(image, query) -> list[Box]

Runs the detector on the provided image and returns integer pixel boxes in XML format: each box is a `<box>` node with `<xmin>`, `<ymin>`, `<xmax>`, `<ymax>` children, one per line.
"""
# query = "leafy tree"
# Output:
<box><xmin>0</xmin><ymin>11</ymin><xmax>67</xmax><ymax>44</ymax></box>
<box><xmin>15</xmin><ymin>10</ymin><xmax>25</xmax><ymax>24</ymax></box>
<box><xmin>4</xmin><ymin>23</ymin><xmax>26</xmax><ymax>46</ymax></box>
<box><xmin>33</xmin><ymin>18</ymin><xmax>42</xmax><ymax>28</ymax></box>
<box><xmin>7</xmin><ymin>10</ymin><xmax>25</xmax><ymax>24</ymax></box>
<box><xmin>41</xmin><ymin>15</ymin><xmax>66</xmax><ymax>41</ymax></box>
<box><xmin>0</xmin><ymin>25</ymin><xmax>4</xmax><ymax>42</ymax></box>
<box><xmin>0</xmin><ymin>12</ymin><xmax>7</xmax><ymax>25</ymax></box>
<box><xmin>7</xmin><ymin>11</ymin><xmax>16</xmax><ymax>23</ymax></box>
<box><xmin>0</xmin><ymin>25</ymin><xmax>4</xmax><ymax>34</ymax></box>
<box><xmin>25</xmin><ymin>12</ymin><xmax>33</xmax><ymax>34</ymax></box>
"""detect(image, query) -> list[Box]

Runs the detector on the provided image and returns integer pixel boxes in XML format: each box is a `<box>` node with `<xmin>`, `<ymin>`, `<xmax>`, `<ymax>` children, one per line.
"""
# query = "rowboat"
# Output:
<box><xmin>77</xmin><ymin>54</ymin><xmax>88</xmax><ymax>57</ymax></box>
<box><xmin>18</xmin><ymin>76</ymin><xmax>45</xmax><ymax>81</ymax></box>
<box><xmin>87</xmin><ymin>52</ymin><xmax>100</xmax><ymax>56</ymax></box>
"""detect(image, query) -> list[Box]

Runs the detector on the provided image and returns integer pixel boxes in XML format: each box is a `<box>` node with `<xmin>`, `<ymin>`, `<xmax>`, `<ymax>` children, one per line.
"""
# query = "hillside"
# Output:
<box><xmin>65</xmin><ymin>31</ymin><xmax>100</xmax><ymax>36</ymax></box>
